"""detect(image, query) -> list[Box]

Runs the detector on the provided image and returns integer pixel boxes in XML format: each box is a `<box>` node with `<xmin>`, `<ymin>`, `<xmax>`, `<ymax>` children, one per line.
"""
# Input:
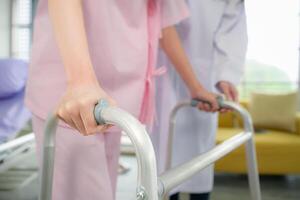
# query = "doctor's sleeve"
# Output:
<box><xmin>213</xmin><ymin>0</ymin><xmax>248</xmax><ymax>86</ymax></box>
<box><xmin>160</xmin><ymin>0</ymin><xmax>190</xmax><ymax>29</ymax></box>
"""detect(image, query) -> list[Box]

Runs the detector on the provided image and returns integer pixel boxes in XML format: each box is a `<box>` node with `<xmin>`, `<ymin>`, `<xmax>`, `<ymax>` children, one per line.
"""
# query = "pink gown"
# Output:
<box><xmin>25</xmin><ymin>0</ymin><xmax>189</xmax><ymax>199</ymax></box>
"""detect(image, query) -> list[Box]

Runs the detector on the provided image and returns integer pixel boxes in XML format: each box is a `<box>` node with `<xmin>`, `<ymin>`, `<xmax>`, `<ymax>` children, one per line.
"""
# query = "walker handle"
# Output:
<box><xmin>39</xmin><ymin>101</ymin><xmax>159</xmax><ymax>200</ymax></box>
<box><xmin>190</xmin><ymin>96</ymin><xmax>226</xmax><ymax>108</ymax></box>
<box><xmin>160</xmin><ymin>100</ymin><xmax>261</xmax><ymax>200</ymax></box>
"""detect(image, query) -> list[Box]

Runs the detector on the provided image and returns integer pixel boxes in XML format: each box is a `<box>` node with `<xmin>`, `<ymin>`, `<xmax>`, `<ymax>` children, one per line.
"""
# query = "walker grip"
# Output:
<box><xmin>191</xmin><ymin>96</ymin><xmax>225</xmax><ymax>108</ymax></box>
<box><xmin>94</xmin><ymin>99</ymin><xmax>110</xmax><ymax>125</ymax></box>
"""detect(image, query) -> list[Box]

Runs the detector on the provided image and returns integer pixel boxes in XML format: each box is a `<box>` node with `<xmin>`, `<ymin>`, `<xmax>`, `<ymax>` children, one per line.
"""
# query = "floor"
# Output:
<box><xmin>117</xmin><ymin>156</ymin><xmax>300</xmax><ymax>200</ymax></box>
<box><xmin>0</xmin><ymin>154</ymin><xmax>299</xmax><ymax>200</ymax></box>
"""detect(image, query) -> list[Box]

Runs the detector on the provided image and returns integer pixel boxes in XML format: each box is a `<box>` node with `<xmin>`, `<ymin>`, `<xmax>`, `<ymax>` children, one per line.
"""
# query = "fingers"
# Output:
<box><xmin>220</xmin><ymin>108</ymin><xmax>227</xmax><ymax>113</ymax></box>
<box><xmin>197</xmin><ymin>97</ymin><xmax>219</xmax><ymax>112</ymax></box>
<box><xmin>197</xmin><ymin>102</ymin><xmax>211</xmax><ymax>112</ymax></box>
<box><xmin>57</xmin><ymin>108</ymin><xmax>77</xmax><ymax>129</ymax></box>
<box><xmin>219</xmin><ymin>81</ymin><xmax>239</xmax><ymax>102</ymax></box>
<box><xmin>217</xmin><ymin>82</ymin><xmax>238</xmax><ymax>114</ymax></box>
<box><xmin>222</xmin><ymin>85</ymin><xmax>233</xmax><ymax>101</ymax></box>
<box><xmin>211</xmin><ymin>95</ymin><xmax>220</xmax><ymax>112</ymax></box>
<box><xmin>57</xmin><ymin>100</ymin><xmax>112</xmax><ymax>136</ymax></box>
<box><xmin>79</xmin><ymin>101</ymin><xmax>98</xmax><ymax>135</ymax></box>
<box><xmin>97</xmin><ymin>124</ymin><xmax>112</xmax><ymax>133</ymax></box>
<box><xmin>224</xmin><ymin>84</ymin><xmax>238</xmax><ymax>113</ymax></box>
<box><xmin>230</xmin><ymin>86</ymin><xmax>239</xmax><ymax>102</ymax></box>
<box><xmin>71</xmin><ymin>114</ymin><xmax>87</xmax><ymax>135</ymax></box>
<box><xmin>62</xmin><ymin>102</ymin><xmax>88</xmax><ymax>135</ymax></box>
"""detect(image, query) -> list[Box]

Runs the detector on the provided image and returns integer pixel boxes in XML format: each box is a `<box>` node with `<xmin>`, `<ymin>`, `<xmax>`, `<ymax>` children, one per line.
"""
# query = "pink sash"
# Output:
<box><xmin>139</xmin><ymin>0</ymin><xmax>166</xmax><ymax>127</ymax></box>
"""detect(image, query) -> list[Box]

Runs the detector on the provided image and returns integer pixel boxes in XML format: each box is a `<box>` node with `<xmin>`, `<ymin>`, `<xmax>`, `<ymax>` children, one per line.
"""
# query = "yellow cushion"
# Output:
<box><xmin>216</xmin><ymin>128</ymin><xmax>300</xmax><ymax>174</ymax></box>
<box><xmin>249</xmin><ymin>92</ymin><xmax>298</xmax><ymax>133</ymax></box>
<box><xmin>228</xmin><ymin>101</ymin><xmax>300</xmax><ymax>136</ymax></box>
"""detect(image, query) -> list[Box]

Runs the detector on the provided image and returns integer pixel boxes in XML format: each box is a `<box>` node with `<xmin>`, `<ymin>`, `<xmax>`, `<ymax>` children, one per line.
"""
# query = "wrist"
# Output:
<box><xmin>67</xmin><ymin>76</ymin><xmax>98</xmax><ymax>88</ymax></box>
<box><xmin>66</xmin><ymin>70</ymin><xmax>99</xmax><ymax>88</ymax></box>
<box><xmin>188</xmin><ymin>82</ymin><xmax>204</xmax><ymax>97</ymax></box>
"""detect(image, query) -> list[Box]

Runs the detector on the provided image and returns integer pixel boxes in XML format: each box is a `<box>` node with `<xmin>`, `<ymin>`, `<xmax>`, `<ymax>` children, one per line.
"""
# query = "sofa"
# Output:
<box><xmin>215</xmin><ymin>101</ymin><xmax>300</xmax><ymax>174</ymax></box>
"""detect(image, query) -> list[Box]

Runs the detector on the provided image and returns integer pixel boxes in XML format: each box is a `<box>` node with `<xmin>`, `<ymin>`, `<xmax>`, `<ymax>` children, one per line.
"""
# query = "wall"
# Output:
<box><xmin>0</xmin><ymin>0</ymin><xmax>11</xmax><ymax>58</ymax></box>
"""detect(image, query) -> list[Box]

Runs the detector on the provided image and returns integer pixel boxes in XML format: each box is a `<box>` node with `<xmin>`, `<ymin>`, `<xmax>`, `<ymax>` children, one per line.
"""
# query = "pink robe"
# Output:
<box><xmin>26</xmin><ymin>0</ymin><xmax>189</xmax><ymax>199</ymax></box>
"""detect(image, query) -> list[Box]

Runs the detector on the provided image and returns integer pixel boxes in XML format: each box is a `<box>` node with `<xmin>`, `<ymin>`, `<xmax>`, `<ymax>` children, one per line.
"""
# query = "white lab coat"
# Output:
<box><xmin>152</xmin><ymin>0</ymin><xmax>248</xmax><ymax>193</ymax></box>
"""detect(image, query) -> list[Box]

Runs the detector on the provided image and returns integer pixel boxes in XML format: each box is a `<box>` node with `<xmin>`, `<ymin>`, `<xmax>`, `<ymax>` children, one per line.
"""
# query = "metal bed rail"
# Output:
<box><xmin>0</xmin><ymin>133</ymin><xmax>34</xmax><ymax>153</ymax></box>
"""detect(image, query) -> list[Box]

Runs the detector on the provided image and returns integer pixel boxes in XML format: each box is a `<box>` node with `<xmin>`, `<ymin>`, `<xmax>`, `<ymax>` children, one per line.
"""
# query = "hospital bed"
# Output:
<box><xmin>0</xmin><ymin>58</ymin><xmax>37</xmax><ymax>199</ymax></box>
<box><xmin>39</xmin><ymin>98</ymin><xmax>262</xmax><ymax>200</ymax></box>
<box><xmin>0</xmin><ymin>131</ymin><xmax>37</xmax><ymax>200</ymax></box>
<box><xmin>0</xmin><ymin>133</ymin><xmax>34</xmax><ymax>172</ymax></box>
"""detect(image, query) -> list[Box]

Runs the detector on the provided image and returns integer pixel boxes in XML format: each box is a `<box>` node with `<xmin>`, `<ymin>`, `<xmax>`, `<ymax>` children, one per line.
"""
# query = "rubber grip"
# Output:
<box><xmin>191</xmin><ymin>96</ymin><xmax>224</xmax><ymax>108</ymax></box>
<box><xmin>94</xmin><ymin>99</ymin><xmax>109</xmax><ymax>125</ymax></box>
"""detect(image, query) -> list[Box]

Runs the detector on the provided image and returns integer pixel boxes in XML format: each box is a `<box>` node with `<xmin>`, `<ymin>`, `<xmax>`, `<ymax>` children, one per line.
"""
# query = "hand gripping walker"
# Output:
<box><xmin>39</xmin><ymin>98</ymin><xmax>261</xmax><ymax>200</ymax></box>
<box><xmin>161</xmin><ymin>98</ymin><xmax>261</xmax><ymax>200</ymax></box>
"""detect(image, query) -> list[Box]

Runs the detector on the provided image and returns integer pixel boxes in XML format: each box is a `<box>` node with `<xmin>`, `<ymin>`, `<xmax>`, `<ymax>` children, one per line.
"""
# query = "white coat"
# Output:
<box><xmin>152</xmin><ymin>0</ymin><xmax>248</xmax><ymax>193</ymax></box>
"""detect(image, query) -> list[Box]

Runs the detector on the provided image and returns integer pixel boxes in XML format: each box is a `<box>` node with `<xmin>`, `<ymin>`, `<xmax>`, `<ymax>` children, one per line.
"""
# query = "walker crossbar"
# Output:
<box><xmin>158</xmin><ymin>131</ymin><xmax>252</xmax><ymax>194</ymax></box>
<box><xmin>160</xmin><ymin>100</ymin><xmax>261</xmax><ymax>200</ymax></box>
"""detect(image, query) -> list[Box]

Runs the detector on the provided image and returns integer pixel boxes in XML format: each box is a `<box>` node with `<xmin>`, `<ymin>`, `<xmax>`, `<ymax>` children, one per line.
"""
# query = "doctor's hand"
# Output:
<box><xmin>190</xmin><ymin>85</ymin><xmax>219</xmax><ymax>112</ymax></box>
<box><xmin>217</xmin><ymin>81</ymin><xmax>238</xmax><ymax>113</ymax></box>
<box><xmin>216</xmin><ymin>81</ymin><xmax>238</xmax><ymax>102</ymax></box>
<box><xmin>56</xmin><ymin>81</ymin><xmax>116</xmax><ymax>136</ymax></box>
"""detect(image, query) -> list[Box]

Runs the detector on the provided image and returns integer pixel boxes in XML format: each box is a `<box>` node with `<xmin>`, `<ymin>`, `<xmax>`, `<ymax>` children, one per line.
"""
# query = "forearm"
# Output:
<box><xmin>160</xmin><ymin>26</ymin><xmax>202</xmax><ymax>93</ymax></box>
<box><xmin>48</xmin><ymin>0</ymin><xmax>97</xmax><ymax>86</ymax></box>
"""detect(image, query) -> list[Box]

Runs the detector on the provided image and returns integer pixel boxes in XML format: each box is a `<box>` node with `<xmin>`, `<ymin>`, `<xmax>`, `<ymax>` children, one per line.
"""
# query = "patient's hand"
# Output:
<box><xmin>190</xmin><ymin>85</ymin><xmax>219</xmax><ymax>113</ymax></box>
<box><xmin>56</xmin><ymin>81</ymin><xmax>116</xmax><ymax>136</ymax></box>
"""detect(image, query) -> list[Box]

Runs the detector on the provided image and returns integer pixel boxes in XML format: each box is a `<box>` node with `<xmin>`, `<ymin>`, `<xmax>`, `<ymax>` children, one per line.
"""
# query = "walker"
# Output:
<box><xmin>39</xmin><ymin>99</ymin><xmax>261</xmax><ymax>200</ymax></box>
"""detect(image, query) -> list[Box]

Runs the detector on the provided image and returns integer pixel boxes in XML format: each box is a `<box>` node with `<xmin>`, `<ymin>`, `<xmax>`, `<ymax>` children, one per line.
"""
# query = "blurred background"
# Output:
<box><xmin>0</xmin><ymin>0</ymin><xmax>300</xmax><ymax>200</ymax></box>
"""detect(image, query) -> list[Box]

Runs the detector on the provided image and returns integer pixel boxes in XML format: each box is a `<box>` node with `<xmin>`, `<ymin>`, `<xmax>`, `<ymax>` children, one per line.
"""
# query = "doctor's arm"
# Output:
<box><xmin>160</xmin><ymin>26</ymin><xmax>219</xmax><ymax>112</ymax></box>
<box><xmin>48</xmin><ymin>0</ymin><xmax>114</xmax><ymax>135</ymax></box>
<box><xmin>213</xmin><ymin>0</ymin><xmax>248</xmax><ymax>102</ymax></box>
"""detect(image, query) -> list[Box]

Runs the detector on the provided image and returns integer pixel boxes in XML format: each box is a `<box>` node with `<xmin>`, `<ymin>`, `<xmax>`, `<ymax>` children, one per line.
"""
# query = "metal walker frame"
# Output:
<box><xmin>39</xmin><ymin>99</ymin><xmax>261</xmax><ymax>200</ymax></box>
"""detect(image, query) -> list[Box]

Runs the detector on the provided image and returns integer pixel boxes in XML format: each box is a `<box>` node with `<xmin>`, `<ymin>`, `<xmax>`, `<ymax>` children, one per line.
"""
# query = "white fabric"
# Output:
<box><xmin>152</xmin><ymin>0</ymin><xmax>247</xmax><ymax>193</ymax></box>
<box><xmin>161</xmin><ymin>0</ymin><xmax>190</xmax><ymax>28</ymax></box>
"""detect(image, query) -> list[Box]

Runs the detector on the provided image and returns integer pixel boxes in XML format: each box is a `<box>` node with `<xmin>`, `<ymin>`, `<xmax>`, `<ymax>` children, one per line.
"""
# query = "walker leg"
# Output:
<box><xmin>245</xmin><ymin>137</ymin><xmax>261</xmax><ymax>200</ymax></box>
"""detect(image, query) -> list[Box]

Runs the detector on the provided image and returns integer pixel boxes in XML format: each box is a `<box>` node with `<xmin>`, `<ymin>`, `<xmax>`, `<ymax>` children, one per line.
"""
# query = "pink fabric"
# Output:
<box><xmin>139</xmin><ymin>65</ymin><xmax>166</xmax><ymax>125</ymax></box>
<box><xmin>26</xmin><ymin>0</ymin><xmax>189</xmax><ymax>199</ymax></box>
<box><xmin>139</xmin><ymin>0</ymin><xmax>165</xmax><ymax>125</ymax></box>
<box><xmin>32</xmin><ymin>115</ymin><xmax>121</xmax><ymax>200</ymax></box>
<box><xmin>26</xmin><ymin>0</ymin><xmax>189</xmax><ymax>127</ymax></box>
<box><xmin>26</xmin><ymin>0</ymin><xmax>150</xmax><ymax>122</ymax></box>
<box><xmin>139</xmin><ymin>0</ymin><xmax>189</xmax><ymax>126</ymax></box>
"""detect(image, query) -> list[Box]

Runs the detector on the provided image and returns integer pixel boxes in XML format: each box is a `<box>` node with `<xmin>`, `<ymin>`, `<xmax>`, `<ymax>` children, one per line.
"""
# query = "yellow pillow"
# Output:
<box><xmin>249</xmin><ymin>92</ymin><xmax>298</xmax><ymax>133</ymax></box>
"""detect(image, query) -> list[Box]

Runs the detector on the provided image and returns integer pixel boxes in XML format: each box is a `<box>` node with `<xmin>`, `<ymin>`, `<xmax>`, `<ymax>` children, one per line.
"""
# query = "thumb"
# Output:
<box><xmin>230</xmin><ymin>87</ymin><xmax>239</xmax><ymax>102</ymax></box>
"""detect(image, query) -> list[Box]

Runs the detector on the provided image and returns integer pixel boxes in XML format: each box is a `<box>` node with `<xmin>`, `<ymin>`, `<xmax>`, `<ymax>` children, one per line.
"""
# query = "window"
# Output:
<box><xmin>240</xmin><ymin>0</ymin><xmax>299</xmax><ymax>98</ymax></box>
<box><xmin>11</xmin><ymin>0</ymin><xmax>33</xmax><ymax>60</ymax></box>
